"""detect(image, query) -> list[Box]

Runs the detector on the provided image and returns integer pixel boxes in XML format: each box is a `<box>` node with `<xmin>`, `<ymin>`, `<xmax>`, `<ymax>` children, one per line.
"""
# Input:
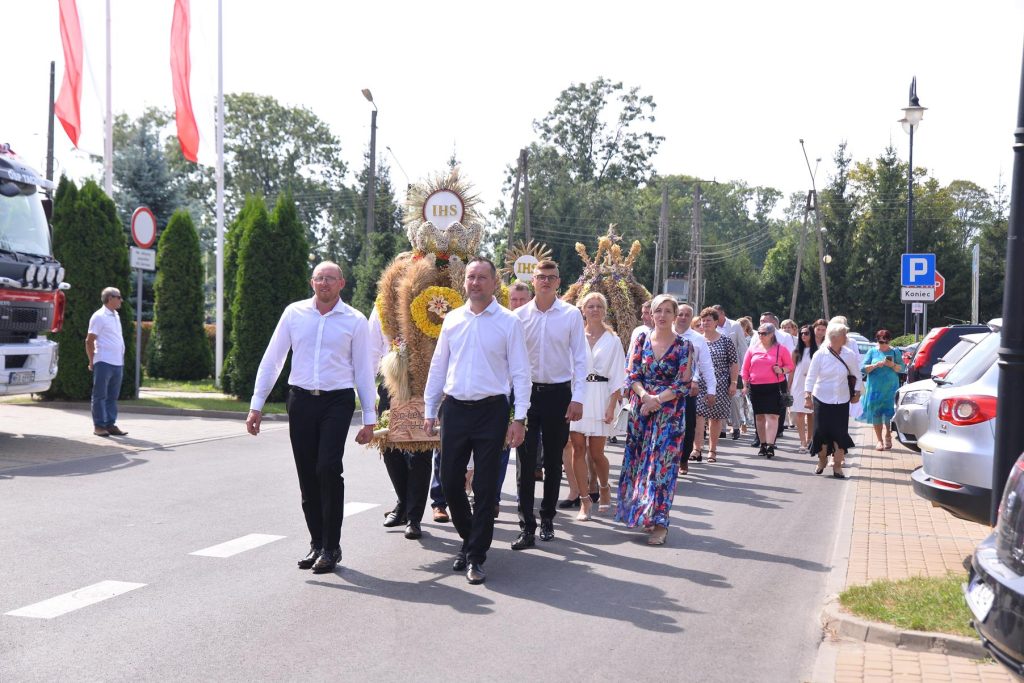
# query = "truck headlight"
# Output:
<box><xmin>25</xmin><ymin>264</ymin><xmax>37</xmax><ymax>284</ymax></box>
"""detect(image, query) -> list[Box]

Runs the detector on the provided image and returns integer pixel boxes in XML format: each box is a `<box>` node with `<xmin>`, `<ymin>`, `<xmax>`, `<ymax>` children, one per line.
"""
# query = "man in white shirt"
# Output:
<box><xmin>423</xmin><ymin>257</ymin><xmax>531</xmax><ymax>585</ymax></box>
<box><xmin>245</xmin><ymin>262</ymin><xmax>376</xmax><ymax>575</ymax></box>
<box><xmin>511</xmin><ymin>260</ymin><xmax>588</xmax><ymax>549</ymax></box>
<box><xmin>714</xmin><ymin>305</ymin><xmax>749</xmax><ymax>439</ymax></box>
<box><xmin>628</xmin><ymin>299</ymin><xmax>654</xmax><ymax>354</ymax></box>
<box><xmin>369</xmin><ymin>308</ymin><xmax>433</xmax><ymax>540</ymax></box>
<box><xmin>674</xmin><ymin>303</ymin><xmax>716</xmax><ymax>463</ymax></box>
<box><xmin>86</xmin><ymin>287</ymin><xmax>127</xmax><ymax>437</ymax></box>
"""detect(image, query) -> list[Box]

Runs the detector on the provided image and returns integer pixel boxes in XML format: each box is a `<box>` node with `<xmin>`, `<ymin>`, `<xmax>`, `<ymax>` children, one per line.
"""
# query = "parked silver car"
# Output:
<box><xmin>911</xmin><ymin>358</ymin><xmax>1000</xmax><ymax>524</ymax></box>
<box><xmin>894</xmin><ymin>321</ymin><xmax>1001</xmax><ymax>452</ymax></box>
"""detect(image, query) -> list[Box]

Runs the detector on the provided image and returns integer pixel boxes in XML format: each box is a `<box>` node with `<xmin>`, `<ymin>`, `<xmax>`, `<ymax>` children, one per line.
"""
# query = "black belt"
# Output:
<box><xmin>447</xmin><ymin>394</ymin><xmax>505</xmax><ymax>407</ymax></box>
<box><xmin>532</xmin><ymin>381</ymin><xmax>571</xmax><ymax>392</ymax></box>
<box><xmin>586</xmin><ymin>374</ymin><xmax>609</xmax><ymax>382</ymax></box>
<box><xmin>290</xmin><ymin>386</ymin><xmax>353</xmax><ymax>397</ymax></box>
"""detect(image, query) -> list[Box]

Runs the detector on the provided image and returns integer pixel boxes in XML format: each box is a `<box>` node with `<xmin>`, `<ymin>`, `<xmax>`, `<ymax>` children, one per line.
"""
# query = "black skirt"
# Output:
<box><xmin>749</xmin><ymin>381</ymin><xmax>784</xmax><ymax>415</ymax></box>
<box><xmin>811</xmin><ymin>397</ymin><xmax>856</xmax><ymax>454</ymax></box>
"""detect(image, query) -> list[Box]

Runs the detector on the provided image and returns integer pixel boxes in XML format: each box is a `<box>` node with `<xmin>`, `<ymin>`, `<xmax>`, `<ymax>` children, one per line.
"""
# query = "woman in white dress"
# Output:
<box><xmin>790</xmin><ymin>324</ymin><xmax>818</xmax><ymax>450</ymax></box>
<box><xmin>569</xmin><ymin>292</ymin><xmax>626</xmax><ymax>519</ymax></box>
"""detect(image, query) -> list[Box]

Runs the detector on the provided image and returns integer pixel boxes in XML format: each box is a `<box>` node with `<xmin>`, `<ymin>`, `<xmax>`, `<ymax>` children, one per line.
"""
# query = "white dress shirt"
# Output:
<box><xmin>804</xmin><ymin>345</ymin><xmax>864</xmax><ymax>404</ymax></box>
<box><xmin>629</xmin><ymin>324</ymin><xmax>652</xmax><ymax>353</ymax></box>
<box><xmin>682</xmin><ymin>328</ymin><xmax>716</xmax><ymax>395</ymax></box>
<box><xmin>249</xmin><ymin>297</ymin><xmax>377</xmax><ymax>424</ymax></box>
<box><xmin>367</xmin><ymin>306</ymin><xmax>390</xmax><ymax>375</ymax></box>
<box><xmin>88</xmin><ymin>306</ymin><xmax>125</xmax><ymax>366</ymax></box>
<box><xmin>515</xmin><ymin>297</ymin><xmax>589</xmax><ymax>404</ymax></box>
<box><xmin>424</xmin><ymin>297</ymin><xmax>532</xmax><ymax>420</ymax></box>
<box><xmin>717</xmin><ymin>318</ymin><xmax>749</xmax><ymax>365</ymax></box>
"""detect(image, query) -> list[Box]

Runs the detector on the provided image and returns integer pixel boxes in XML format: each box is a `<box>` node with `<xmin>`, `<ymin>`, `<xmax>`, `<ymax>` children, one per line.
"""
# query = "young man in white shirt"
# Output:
<box><xmin>245</xmin><ymin>262</ymin><xmax>376</xmax><ymax>575</ymax></box>
<box><xmin>423</xmin><ymin>257</ymin><xmax>532</xmax><ymax>584</ymax></box>
<box><xmin>86</xmin><ymin>287</ymin><xmax>127</xmax><ymax>437</ymax></box>
<box><xmin>674</xmin><ymin>303</ymin><xmax>716</xmax><ymax>465</ymax></box>
<box><xmin>512</xmin><ymin>260</ymin><xmax>588</xmax><ymax>549</ymax></box>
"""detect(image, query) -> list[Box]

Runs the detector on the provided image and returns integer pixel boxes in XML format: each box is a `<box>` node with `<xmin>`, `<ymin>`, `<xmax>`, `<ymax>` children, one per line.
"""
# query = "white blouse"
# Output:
<box><xmin>804</xmin><ymin>345</ymin><xmax>864</xmax><ymax>405</ymax></box>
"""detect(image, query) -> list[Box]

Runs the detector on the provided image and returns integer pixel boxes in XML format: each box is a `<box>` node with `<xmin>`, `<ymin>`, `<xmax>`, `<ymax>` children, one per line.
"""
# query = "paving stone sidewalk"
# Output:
<box><xmin>814</xmin><ymin>422</ymin><xmax>1012</xmax><ymax>682</ymax></box>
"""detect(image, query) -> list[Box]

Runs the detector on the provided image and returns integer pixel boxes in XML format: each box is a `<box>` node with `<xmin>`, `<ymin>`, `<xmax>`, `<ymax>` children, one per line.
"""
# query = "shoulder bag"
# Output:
<box><xmin>774</xmin><ymin>346</ymin><xmax>794</xmax><ymax>408</ymax></box>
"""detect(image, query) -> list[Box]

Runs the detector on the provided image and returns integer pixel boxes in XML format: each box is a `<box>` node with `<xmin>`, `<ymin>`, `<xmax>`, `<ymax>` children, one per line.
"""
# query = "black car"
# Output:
<box><xmin>907</xmin><ymin>324</ymin><xmax>991</xmax><ymax>383</ymax></box>
<box><xmin>965</xmin><ymin>451</ymin><xmax>1024</xmax><ymax>677</ymax></box>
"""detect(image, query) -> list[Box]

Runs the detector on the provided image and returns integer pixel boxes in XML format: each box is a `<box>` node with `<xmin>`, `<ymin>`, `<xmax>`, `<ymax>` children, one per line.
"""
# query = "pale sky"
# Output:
<box><xmin>7</xmin><ymin>0</ymin><xmax>1024</xmax><ymax>224</ymax></box>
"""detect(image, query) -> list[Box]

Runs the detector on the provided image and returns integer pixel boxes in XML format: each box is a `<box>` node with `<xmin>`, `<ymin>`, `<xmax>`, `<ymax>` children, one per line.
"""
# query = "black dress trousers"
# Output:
<box><xmin>438</xmin><ymin>395</ymin><xmax>508</xmax><ymax>565</ymax></box>
<box><xmin>286</xmin><ymin>387</ymin><xmax>355</xmax><ymax>551</ymax></box>
<box><xmin>517</xmin><ymin>382</ymin><xmax>571</xmax><ymax>531</ymax></box>
<box><xmin>378</xmin><ymin>383</ymin><xmax>431</xmax><ymax>523</ymax></box>
<box><xmin>682</xmin><ymin>392</ymin><xmax>698</xmax><ymax>457</ymax></box>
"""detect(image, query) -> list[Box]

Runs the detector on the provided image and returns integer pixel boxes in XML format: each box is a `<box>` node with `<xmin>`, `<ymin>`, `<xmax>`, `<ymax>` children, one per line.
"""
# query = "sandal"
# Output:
<box><xmin>647</xmin><ymin>525</ymin><xmax>668</xmax><ymax>545</ymax></box>
<box><xmin>707</xmin><ymin>451</ymin><xmax>717</xmax><ymax>463</ymax></box>
<box><xmin>884</xmin><ymin>436</ymin><xmax>893</xmax><ymax>450</ymax></box>
<box><xmin>689</xmin><ymin>449</ymin><xmax>703</xmax><ymax>462</ymax></box>
<box><xmin>876</xmin><ymin>441</ymin><xmax>885</xmax><ymax>451</ymax></box>
<box><xmin>598</xmin><ymin>485</ymin><xmax>611</xmax><ymax>513</ymax></box>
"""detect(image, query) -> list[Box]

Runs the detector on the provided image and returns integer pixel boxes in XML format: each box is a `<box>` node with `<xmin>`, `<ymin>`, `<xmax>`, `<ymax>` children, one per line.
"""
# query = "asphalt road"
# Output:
<box><xmin>1</xmin><ymin>410</ymin><xmax>846</xmax><ymax>682</ymax></box>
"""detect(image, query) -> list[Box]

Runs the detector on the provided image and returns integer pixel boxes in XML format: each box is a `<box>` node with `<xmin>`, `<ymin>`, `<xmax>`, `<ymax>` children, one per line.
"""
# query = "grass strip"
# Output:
<box><xmin>839</xmin><ymin>574</ymin><xmax>976</xmax><ymax>638</ymax></box>
<box><xmin>141</xmin><ymin>377</ymin><xmax>222</xmax><ymax>393</ymax></box>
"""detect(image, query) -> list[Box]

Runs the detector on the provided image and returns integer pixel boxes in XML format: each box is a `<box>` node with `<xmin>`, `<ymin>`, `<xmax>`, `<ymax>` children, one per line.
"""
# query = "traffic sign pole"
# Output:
<box><xmin>130</xmin><ymin>206</ymin><xmax>157</xmax><ymax>399</ymax></box>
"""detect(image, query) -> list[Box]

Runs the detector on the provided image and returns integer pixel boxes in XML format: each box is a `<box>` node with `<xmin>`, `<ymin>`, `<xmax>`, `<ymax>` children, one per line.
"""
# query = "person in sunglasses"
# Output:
<box><xmin>741</xmin><ymin>322</ymin><xmax>794</xmax><ymax>459</ymax></box>
<box><xmin>790</xmin><ymin>326</ymin><xmax>819</xmax><ymax>451</ymax></box>
<box><xmin>857</xmin><ymin>329</ymin><xmax>904</xmax><ymax>450</ymax></box>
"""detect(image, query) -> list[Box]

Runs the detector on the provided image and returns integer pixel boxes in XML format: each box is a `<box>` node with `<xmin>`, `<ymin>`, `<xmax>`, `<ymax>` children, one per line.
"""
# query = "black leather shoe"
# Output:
<box><xmin>297</xmin><ymin>545</ymin><xmax>322</xmax><ymax>569</ymax></box>
<box><xmin>311</xmin><ymin>548</ymin><xmax>341</xmax><ymax>573</ymax></box>
<box><xmin>511</xmin><ymin>531</ymin><xmax>535</xmax><ymax>550</ymax></box>
<box><xmin>557</xmin><ymin>497</ymin><xmax>580</xmax><ymax>509</ymax></box>
<box><xmin>765</xmin><ymin>444</ymin><xmax>775</xmax><ymax>459</ymax></box>
<box><xmin>383</xmin><ymin>507</ymin><xmax>406</xmax><ymax>528</ymax></box>
<box><xmin>539</xmin><ymin>520</ymin><xmax>555</xmax><ymax>542</ymax></box>
<box><xmin>493</xmin><ymin>504</ymin><xmax>499</xmax><ymax>519</ymax></box>
<box><xmin>452</xmin><ymin>552</ymin><xmax>467</xmax><ymax>571</ymax></box>
<box><xmin>404</xmin><ymin>521</ymin><xmax>422</xmax><ymax>539</ymax></box>
<box><xmin>731</xmin><ymin>428</ymin><xmax>740</xmax><ymax>440</ymax></box>
<box><xmin>752</xmin><ymin>436</ymin><xmax>761</xmax><ymax>448</ymax></box>
<box><xmin>466</xmin><ymin>563</ymin><xmax>486</xmax><ymax>585</ymax></box>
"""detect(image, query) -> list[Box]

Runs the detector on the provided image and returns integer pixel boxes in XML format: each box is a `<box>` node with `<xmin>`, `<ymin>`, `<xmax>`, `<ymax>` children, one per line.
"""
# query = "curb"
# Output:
<box><xmin>821</xmin><ymin>599</ymin><xmax>986</xmax><ymax>660</ymax></box>
<box><xmin>2</xmin><ymin>400</ymin><xmax>290</xmax><ymax>422</ymax></box>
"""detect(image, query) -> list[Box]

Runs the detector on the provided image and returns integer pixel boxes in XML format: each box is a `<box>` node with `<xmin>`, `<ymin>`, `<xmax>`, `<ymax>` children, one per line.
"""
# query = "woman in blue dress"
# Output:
<box><xmin>857</xmin><ymin>329</ymin><xmax>904</xmax><ymax>450</ymax></box>
<box><xmin>616</xmin><ymin>294</ymin><xmax>692</xmax><ymax>546</ymax></box>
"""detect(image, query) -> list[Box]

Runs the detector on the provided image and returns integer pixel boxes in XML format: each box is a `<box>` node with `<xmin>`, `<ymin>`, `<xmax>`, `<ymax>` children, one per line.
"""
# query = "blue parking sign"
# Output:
<box><xmin>901</xmin><ymin>253</ymin><xmax>936</xmax><ymax>286</ymax></box>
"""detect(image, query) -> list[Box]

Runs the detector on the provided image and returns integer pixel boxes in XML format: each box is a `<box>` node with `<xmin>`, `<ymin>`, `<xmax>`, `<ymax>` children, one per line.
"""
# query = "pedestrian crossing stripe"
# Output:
<box><xmin>5</xmin><ymin>580</ymin><xmax>146</xmax><ymax>619</ymax></box>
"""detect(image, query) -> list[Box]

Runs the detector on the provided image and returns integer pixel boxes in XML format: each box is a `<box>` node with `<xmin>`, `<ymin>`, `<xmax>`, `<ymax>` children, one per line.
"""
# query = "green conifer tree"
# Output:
<box><xmin>47</xmin><ymin>178</ymin><xmax>136</xmax><ymax>400</ymax></box>
<box><xmin>147</xmin><ymin>210</ymin><xmax>212</xmax><ymax>379</ymax></box>
<box><xmin>226</xmin><ymin>193</ymin><xmax>309</xmax><ymax>401</ymax></box>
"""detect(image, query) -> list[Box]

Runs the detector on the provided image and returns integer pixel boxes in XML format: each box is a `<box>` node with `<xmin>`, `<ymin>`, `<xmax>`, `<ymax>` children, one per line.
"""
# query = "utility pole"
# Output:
<box><xmin>789</xmin><ymin>191</ymin><xmax>812</xmax><ymax>321</ymax></box>
<box><xmin>655</xmin><ymin>185</ymin><xmax>668</xmax><ymax>293</ymax></box>
<box><xmin>691</xmin><ymin>182</ymin><xmax>703</xmax><ymax>312</ymax></box>
<box><xmin>46</xmin><ymin>61</ymin><xmax>55</xmax><ymax>183</ymax></box>
<box><xmin>810</xmin><ymin>190</ymin><xmax>831</xmax><ymax>319</ymax></box>
<box><xmin>506</xmin><ymin>151</ymin><xmax>524</xmax><ymax>249</ymax></box>
<box><xmin>521</xmin><ymin>148</ymin><xmax>532</xmax><ymax>242</ymax></box>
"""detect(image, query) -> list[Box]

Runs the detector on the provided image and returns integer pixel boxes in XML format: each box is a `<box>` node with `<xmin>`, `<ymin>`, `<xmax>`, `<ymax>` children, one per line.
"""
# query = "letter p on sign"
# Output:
<box><xmin>901</xmin><ymin>253</ymin><xmax>935</xmax><ymax>287</ymax></box>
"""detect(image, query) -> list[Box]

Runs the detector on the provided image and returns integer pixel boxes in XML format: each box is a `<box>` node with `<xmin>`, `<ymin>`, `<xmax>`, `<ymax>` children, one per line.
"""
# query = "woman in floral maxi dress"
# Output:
<box><xmin>616</xmin><ymin>294</ymin><xmax>692</xmax><ymax>546</ymax></box>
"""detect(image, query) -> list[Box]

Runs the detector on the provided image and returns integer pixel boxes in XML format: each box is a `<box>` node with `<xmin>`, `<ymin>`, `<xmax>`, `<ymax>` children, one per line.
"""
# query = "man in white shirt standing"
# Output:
<box><xmin>511</xmin><ymin>259</ymin><xmax>588</xmax><ymax>549</ymax></box>
<box><xmin>423</xmin><ymin>257</ymin><xmax>531</xmax><ymax>585</ymax></box>
<box><xmin>674</xmin><ymin>303</ymin><xmax>716</xmax><ymax>464</ymax></box>
<box><xmin>86</xmin><ymin>287</ymin><xmax>127</xmax><ymax>437</ymax></box>
<box><xmin>628</xmin><ymin>299</ymin><xmax>654</xmax><ymax>353</ymax></box>
<box><xmin>245</xmin><ymin>262</ymin><xmax>376</xmax><ymax>575</ymax></box>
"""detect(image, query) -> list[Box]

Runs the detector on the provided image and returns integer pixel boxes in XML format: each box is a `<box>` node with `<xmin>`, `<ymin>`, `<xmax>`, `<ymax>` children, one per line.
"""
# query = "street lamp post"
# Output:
<box><xmin>899</xmin><ymin>77</ymin><xmax>926</xmax><ymax>336</ymax></box>
<box><xmin>362</xmin><ymin>88</ymin><xmax>378</xmax><ymax>239</ymax></box>
<box><xmin>990</xmin><ymin>45</ymin><xmax>1024</xmax><ymax>523</ymax></box>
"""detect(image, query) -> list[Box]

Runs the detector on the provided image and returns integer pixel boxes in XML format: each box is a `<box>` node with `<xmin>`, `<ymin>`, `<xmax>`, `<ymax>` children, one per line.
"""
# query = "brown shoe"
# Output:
<box><xmin>432</xmin><ymin>507</ymin><xmax>449</xmax><ymax>523</ymax></box>
<box><xmin>106</xmin><ymin>425</ymin><xmax>128</xmax><ymax>436</ymax></box>
<box><xmin>93</xmin><ymin>427</ymin><xmax>110</xmax><ymax>437</ymax></box>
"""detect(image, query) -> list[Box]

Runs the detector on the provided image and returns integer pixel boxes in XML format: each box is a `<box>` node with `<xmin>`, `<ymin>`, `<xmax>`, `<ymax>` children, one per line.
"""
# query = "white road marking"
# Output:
<box><xmin>190</xmin><ymin>533</ymin><xmax>286</xmax><ymax>558</ymax></box>
<box><xmin>5</xmin><ymin>580</ymin><xmax>146</xmax><ymax>619</ymax></box>
<box><xmin>344</xmin><ymin>502</ymin><xmax>379</xmax><ymax>517</ymax></box>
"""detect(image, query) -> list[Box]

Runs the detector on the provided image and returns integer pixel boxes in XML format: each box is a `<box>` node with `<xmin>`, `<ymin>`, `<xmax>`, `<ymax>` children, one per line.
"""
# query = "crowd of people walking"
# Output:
<box><xmin>245</xmin><ymin>257</ymin><xmax>905</xmax><ymax>585</ymax></box>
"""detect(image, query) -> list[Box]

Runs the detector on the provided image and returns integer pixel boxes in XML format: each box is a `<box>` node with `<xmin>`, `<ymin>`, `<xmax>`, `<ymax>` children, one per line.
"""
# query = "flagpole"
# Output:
<box><xmin>214</xmin><ymin>0</ymin><xmax>225</xmax><ymax>387</ymax></box>
<box><xmin>103</xmin><ymin>0</ymin><xmax>112</xmax><ymax>196</ymax></box>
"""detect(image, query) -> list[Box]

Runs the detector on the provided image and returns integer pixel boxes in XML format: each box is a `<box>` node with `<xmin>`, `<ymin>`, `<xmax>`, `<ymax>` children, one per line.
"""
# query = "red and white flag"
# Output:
<box><xmin>170</xmin><ymin>0</ymin><xmax>216</xmax><ymax>165</ymax></box>
<box><xmin>54</xmin><ymin>0</ymin><xmax>105</xmax><ymax>155</ymax></box>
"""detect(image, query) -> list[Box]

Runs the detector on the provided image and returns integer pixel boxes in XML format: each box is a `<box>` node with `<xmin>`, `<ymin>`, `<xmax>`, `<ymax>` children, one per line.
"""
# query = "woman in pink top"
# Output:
<box><xmin>741</xmin><ymin>322</ymin><xmax>794</xmax><ymax>458</ymax></box>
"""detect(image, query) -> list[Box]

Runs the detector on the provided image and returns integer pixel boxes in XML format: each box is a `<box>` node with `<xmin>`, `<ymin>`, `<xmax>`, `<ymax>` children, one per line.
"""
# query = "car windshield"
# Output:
<box><xmin>943</xmin><ymin>331</ymin><xmax>1001</xmax><ymax>385</ymax></box>
<box><xmin>0</xmin><ymin>189</ymin><xmax>51</xmax><ymax>256</ymax></box>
